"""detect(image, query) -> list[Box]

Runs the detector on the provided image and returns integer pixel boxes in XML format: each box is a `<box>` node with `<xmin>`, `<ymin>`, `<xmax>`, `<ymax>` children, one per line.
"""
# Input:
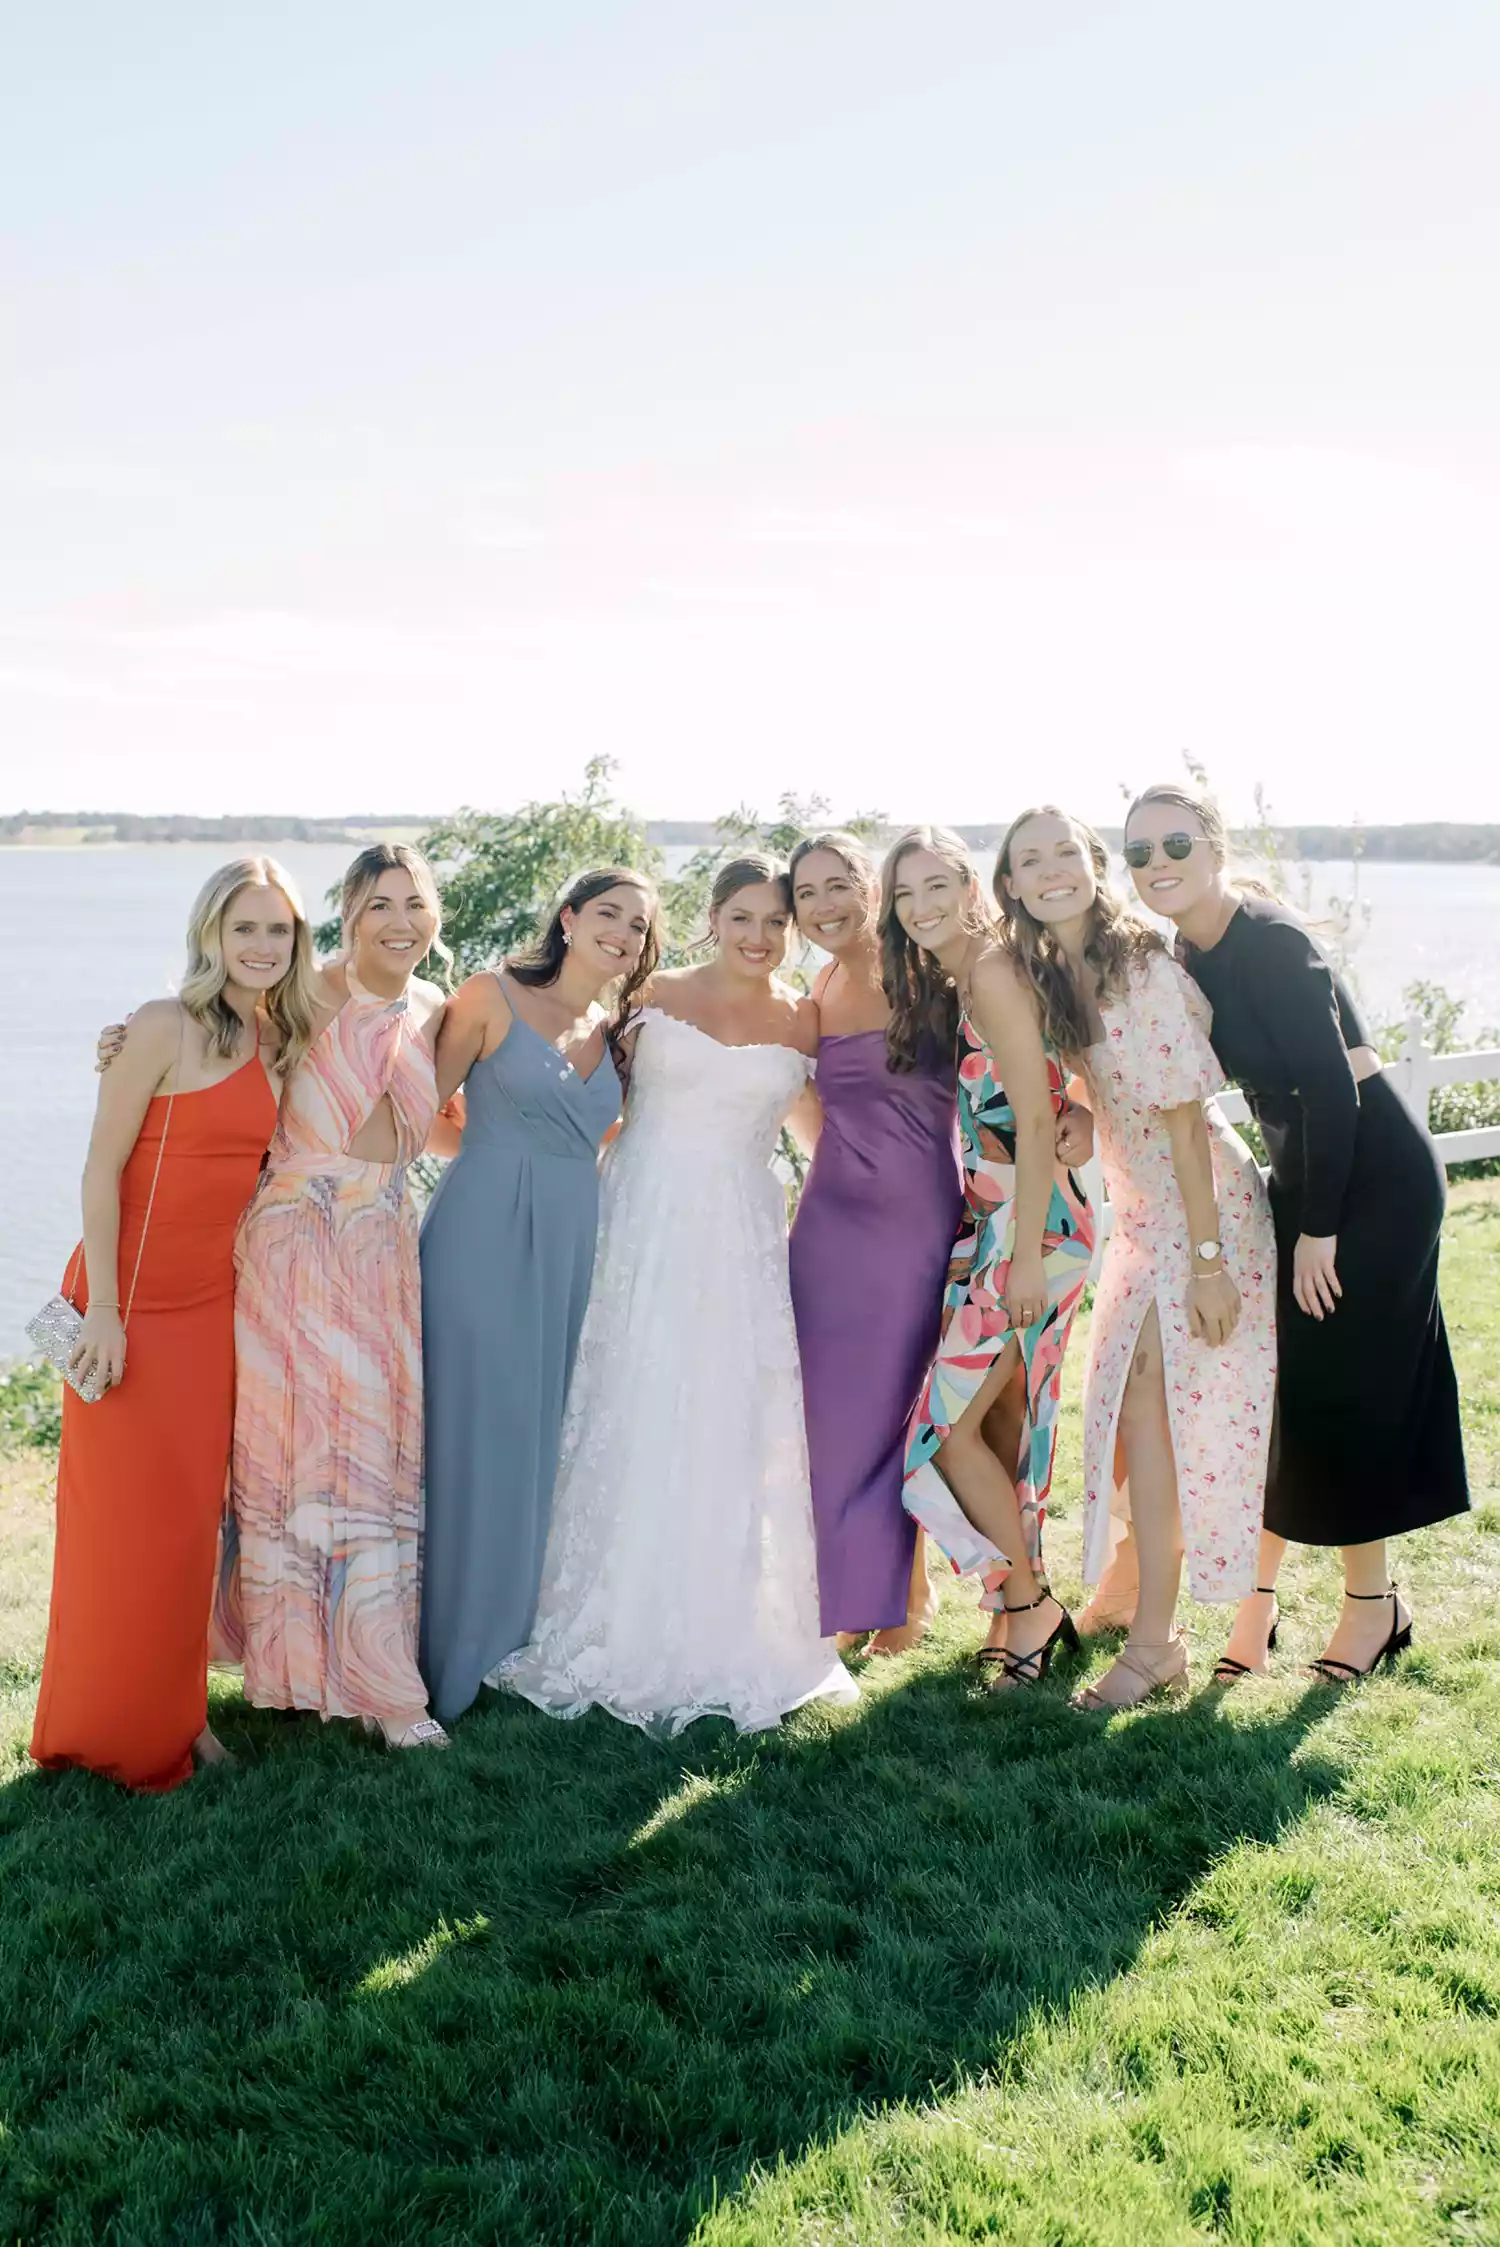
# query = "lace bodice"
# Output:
<box><xmin>617</xmin><ymin>1010</ymin><xmax>813</xmax><ymax>1168</ymax></box>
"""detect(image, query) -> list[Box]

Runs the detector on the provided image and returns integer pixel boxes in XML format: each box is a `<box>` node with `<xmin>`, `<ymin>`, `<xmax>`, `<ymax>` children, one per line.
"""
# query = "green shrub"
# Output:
<box><xmin>0</xmin><ymin>1362</ymin><xmax>63</xmax><ymax>1453</ymax></box>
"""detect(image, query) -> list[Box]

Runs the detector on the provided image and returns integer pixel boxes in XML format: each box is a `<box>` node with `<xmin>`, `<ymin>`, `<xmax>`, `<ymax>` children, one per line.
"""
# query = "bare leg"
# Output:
<box><xmin>869</xmin><ymin>1530</ymin><xmax>940</xmax><ymax>1656</ymax></box>
<box><xmin>1118</xmin><ymin>1312</ymin><xmax>1183</xmax><ymax>1645</ymax></box>
<box><xmin>1218</xmin><ymin>1527</ymin><xmax>1287</xmax><ymax>1674</ymax></box>
<box><xmin>973</xmin><ymin>1364</ymin><xmax>1028</xmax><ymax>1653</ymax></box>
<box><xmin>1074</xmin><ymin>1309</ymin><xmax>1188</xmax><ymax>1707</ymax></box>
<box><xmin>1312</xmin><ymin>1539</ymin><xmax>1411</xmax><ymax>1674</ymax></box>
<box><xmin>933</xmin><ymin>1339</ymin><xmax>1063</xmax><ymax>1669</ymax></box>
<box><xmin>191</xmin><ymin>1725</ymin><xmax>235</xmax><ymax>1769</ymax></box>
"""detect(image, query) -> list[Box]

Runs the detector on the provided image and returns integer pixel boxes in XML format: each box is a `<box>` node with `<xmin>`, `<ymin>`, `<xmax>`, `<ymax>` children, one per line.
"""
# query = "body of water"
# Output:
<box><xmin>2</xmin><ymin>846</ymin><xmax>1498</xmax><ymax>1359</ymax></box>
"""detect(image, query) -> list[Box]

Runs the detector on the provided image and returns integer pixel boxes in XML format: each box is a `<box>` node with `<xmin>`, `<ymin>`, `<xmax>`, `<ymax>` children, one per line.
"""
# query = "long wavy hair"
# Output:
<box><xmin>508</xmin><ymin>866</ymin><xmax>663</xmax><ymax>1069</ymax></box>
<box><xmin>879</xmin><ymin>824</ymin><xmax>993</xmax><ymax>1073</ymax></box>
<box><xmin>179</xmin><ymin>856</ymin><xmax>320</xmax><ymax>1075</ymax></box>
<box><xmin>1124</xmin><ymin>782</ymin><xmax>1280</xmax><ymax>904</ymax></box>
<box><xmin>993</xmin><ymin>806</ymin><xmax>1162</xmax><ymax>1057</ymax></box>
<box><xmin>339</xmin><ymin>842</ymin><xmax>454</xmax><ymax>983</ymax></box>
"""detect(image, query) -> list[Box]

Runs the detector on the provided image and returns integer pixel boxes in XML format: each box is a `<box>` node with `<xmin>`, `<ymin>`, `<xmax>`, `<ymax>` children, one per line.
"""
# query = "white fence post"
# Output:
<box><xmin>1396</xmin><ymin>1012</ymin><xmax>1434</xmax><ymax>1132</ymax></box>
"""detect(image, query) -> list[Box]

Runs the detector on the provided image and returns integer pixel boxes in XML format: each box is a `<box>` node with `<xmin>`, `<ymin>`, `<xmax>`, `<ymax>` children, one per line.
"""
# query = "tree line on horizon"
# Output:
<box><xmin>4</xmin><ymin>804</ymin><xmax>1500</xmax><ymax>864</ymax></box>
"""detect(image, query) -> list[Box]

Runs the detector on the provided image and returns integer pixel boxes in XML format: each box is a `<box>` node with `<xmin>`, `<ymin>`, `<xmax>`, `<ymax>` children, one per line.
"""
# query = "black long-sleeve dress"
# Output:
<box><xmin>1180</xmin><ymin>896</ymin><xmax>1468</xmax><ymax>1546</ymax></box>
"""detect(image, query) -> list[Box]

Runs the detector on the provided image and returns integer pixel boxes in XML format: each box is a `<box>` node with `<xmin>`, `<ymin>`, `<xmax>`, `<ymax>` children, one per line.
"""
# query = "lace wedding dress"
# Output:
<box><xmin>494</xmin><ymin>1009</ymin><xmax>858</xmax><ymax>1736</ymax></box>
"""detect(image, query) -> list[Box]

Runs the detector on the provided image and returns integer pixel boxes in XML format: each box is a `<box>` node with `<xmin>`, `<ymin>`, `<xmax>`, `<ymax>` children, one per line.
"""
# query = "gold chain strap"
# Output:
<box><xmin>65</xmin><ymin>1008</ymin><xmax>184</xmax><ymax>1322</ymax></box>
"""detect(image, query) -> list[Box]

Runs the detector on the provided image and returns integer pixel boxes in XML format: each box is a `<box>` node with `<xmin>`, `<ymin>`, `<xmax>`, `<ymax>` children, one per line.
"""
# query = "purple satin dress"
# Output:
<box><xmin>789</xmin><ymin>1031</ymin><xmax>963</xmax><ymax>1633</ymax></box>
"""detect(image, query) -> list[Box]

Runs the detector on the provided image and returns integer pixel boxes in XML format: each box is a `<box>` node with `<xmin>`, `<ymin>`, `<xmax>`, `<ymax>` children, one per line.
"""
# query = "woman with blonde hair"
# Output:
<box><xmin>214</xmin><ymin>842</ymin><xmax>453</xmax><ymax>1748</ymax></box>
<box><xmin>32</xmin><ymin>858</ymin><xmax>316</xmax><ymax>1791</ymax></box>
<box><xmin>889</xmin><ymin>827</ymin><xmax>1096</xmax><ymax>1689</ymax></box>
<box><xmin>1123</xmin><ymin>784</ymin><xmax>1468</xmax><ymax>1683</ymax></box>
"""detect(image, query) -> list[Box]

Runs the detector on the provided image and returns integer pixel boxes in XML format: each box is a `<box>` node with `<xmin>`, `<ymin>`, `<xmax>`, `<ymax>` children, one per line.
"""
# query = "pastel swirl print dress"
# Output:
<box><xmin>903</xmin><ymin>1009</ymin><xmax>1095</xmax><ymax>1606</ymax></box>
<box><xmin>214</xmin><ymin>968</ymin><xmax>439</xmax><ymax>1723</ymax></box>
<box><xmin>1079</xmin><ymin>951</ymin><xmax>1276</xmax><ymax>1602</ymax></box>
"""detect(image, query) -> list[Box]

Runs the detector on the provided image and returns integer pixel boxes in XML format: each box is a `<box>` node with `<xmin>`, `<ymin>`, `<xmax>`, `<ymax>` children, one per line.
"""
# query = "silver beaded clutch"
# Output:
<box><xmin>26</xmin><ymin>1293</ymin><xmax>108</xmax><ymax>1403</ymax></box>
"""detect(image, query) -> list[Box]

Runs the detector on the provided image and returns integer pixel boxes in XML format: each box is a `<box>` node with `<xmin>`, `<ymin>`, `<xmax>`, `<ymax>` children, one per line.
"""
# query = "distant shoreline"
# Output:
<box><xmin>2</xmin><ymin>813</ymin><xmax>1499</xmax><ymax>864</ymax></box>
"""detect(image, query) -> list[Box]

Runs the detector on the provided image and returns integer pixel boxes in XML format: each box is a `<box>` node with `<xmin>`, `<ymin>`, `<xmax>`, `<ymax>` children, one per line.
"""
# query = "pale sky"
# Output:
<box><xmin>3</xmin><ymin>1</ymin><xmax>1498</xmax><ymax>827</ymax></box>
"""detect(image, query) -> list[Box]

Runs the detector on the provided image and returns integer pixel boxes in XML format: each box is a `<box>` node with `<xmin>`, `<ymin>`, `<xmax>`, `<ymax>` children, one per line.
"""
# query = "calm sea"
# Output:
<box><xmin>2</xmin><ymin>846</ymin><xmax>1497</xmax><ymax>1359</ymax></box>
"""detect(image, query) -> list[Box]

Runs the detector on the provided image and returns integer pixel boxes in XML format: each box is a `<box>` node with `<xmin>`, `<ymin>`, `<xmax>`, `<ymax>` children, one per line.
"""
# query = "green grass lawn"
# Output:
<box><xmin>3</xmin><ymin>1185</ymin><xmax>1498</xmax><ymax>2247</ymax></box>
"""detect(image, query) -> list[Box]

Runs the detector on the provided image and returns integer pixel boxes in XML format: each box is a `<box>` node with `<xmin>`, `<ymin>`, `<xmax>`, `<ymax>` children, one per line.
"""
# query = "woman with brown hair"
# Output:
<box><xmin>786</xmin><ymin>831</ymin><xmax>963</xmax><ymax>1652</ymax></box>
<box><xmin>1122</xmin><ymin>784</ymin><xmax>1469</xmax><ymax>1682</ymax></box>
<box><xmin>32</xmin><ymin>858</ymin><xmax>317</xmax><ymax>1790</ymax></box>
<box><xmin>497</xmin><ymin>855</ymin><xmax>856</xmax><ymax>1734</ymax></box>
<box><xmin>890</xmin><ymin>827</ymin><xmax>1096</xmax><ymax>1689</ymax></box>
<box><xmin>995</xmin><ymin>806</ymin><xmax>1276</xmax><ymax>1708</ymax></box>
<box><xmin>418</xmin><ymin>869</ymin><xmax>661</xmax><ymax>1726</ymax></box>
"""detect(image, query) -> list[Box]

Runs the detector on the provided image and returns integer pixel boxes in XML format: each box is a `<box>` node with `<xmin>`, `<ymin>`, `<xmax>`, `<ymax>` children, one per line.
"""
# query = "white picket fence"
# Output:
<box><xmin>1087</xmin><ymin>1017</ymin><xmax>1500</xmax><ymax>1248</ymax></box>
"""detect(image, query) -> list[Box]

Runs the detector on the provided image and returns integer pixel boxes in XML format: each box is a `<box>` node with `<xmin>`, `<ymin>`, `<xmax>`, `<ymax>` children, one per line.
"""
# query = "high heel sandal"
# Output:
<box><xmin>980</xmin><ymin>1591</ymin><xmax>1079</xmax><ymax>1692</ymax></box>
<box><xmin>1306</xmin><ymin>1583</ymin><xmax>1412</xmax><ymax>1685</ymax></box>
<box><xmin>359</xmin><ymin>1713</ymin><xmax>452</xmax><ymax>1750</ymax></box>
<box><xmin>1212</xmin><ymin>1586</ymin><xmax>1280</xmax><ymax>1684</ymax></box>
<box><xmin>1072</xmin><ymin>1634</ymin><xmax>1189</xmax><ymax>1711</ymax></box>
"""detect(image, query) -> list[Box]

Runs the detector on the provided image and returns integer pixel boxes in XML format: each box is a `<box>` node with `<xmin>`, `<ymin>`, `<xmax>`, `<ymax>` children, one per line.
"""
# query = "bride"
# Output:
<box><xmin>494</xmin><ymin>854</ymin><xmax>859</xmax><ymax>1735</ymax></box>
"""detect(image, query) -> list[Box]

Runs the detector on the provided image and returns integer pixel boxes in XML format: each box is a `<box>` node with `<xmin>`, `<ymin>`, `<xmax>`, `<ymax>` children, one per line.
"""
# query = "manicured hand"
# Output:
<box><xmin>70</xmin><ymin>1304</ymin><xmax>126</xmax><ymax>1392</ymax></box>
<box><xmin>95</xmin><ymin>1018</ymin><xmax>130</xmax><ymax>1074</ymax></box>
<box><xmin>1055</xmin><ymin>1101</ymin><xmax>1094</xmax><ymax>1167</ymax></box>
<box><xmin>1189</xmin><ymin>1267</ymin><xmax>1241</xmax><ymax>1348</ymax></box>
<box><xmin>1006</xmin><ymin>1251</ymin><xmax>1048</xmax><ymax>1332</ymax></box>
<box><xmin>1292</xmin><ymin>1233</ymin><xmax>1341</xmax><ymax>1320</ymax></box>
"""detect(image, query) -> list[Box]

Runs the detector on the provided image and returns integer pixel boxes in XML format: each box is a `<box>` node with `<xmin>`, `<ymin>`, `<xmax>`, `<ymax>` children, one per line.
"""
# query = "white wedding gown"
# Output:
<box><xmin>494</xmin><ymin>1009</ymin><xmax>859</xmax><ymax>1736</ymax></box>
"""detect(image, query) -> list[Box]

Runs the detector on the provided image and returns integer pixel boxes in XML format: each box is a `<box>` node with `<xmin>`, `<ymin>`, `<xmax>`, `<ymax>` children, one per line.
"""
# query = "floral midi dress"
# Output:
<box><xmin>1079</xmin><ymin>950</ymin><xmax>1276</xmax><ymax>1601</ymax></box>
<box><xmin>903</xmin><ymin>1008</ymin><xmax>1095</xmax><ymax>1608</ymax></box>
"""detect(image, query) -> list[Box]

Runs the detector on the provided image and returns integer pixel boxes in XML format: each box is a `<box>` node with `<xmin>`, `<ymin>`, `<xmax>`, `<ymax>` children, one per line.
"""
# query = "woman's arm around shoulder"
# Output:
<box><xmin>434</xmin><ymin>971</ymin><xmax>511</xmax><ymax>1106</ymax></box>
<box><xmin>778</xmin><ymin>986</ymin><xmax>822</xmax><ymax>1061</ymax></box>
<box><xmin>90</xmin><ymin>998</ymin><xmax>182</xmax><ymax>1120</ymax></box>
<box><xmin>966</xmin><ymin>951</ymin><xmax>1055</xmax><ymax>1328</ymax></box>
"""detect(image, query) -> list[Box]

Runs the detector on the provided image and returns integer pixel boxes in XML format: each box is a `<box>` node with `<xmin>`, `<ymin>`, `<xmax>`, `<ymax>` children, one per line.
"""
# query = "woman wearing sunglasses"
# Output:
<box><xmin>1120</xmin><ymin>785</ymin><xmax>1469</xmax><ymax>1684</ymax></box>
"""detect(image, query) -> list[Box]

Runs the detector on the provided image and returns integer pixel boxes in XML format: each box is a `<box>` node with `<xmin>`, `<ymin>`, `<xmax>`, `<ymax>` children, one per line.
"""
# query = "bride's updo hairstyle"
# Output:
<box><xmin>709</xmin><ymin>852</ymin><xmax>793</xmax><ymax>920</ymax></box>
<box><xmin>878</xmin><ymin>824</ymin><xmax>992</xmax><ymax>1074</ymax></box>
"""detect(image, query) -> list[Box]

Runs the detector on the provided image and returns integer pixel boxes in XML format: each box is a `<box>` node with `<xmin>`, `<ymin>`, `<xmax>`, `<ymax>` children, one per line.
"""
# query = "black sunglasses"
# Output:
<box><xmin>1123</xmin><ymin>832</ymin><xmax>1197</xmax><ymax>869</ymax></box>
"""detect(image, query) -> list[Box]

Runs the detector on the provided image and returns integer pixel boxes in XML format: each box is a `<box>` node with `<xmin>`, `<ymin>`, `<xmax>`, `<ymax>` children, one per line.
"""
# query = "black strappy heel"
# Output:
<box><xmin>1212</xmin><ymin>1585</ymin><xmax>1280</xmax><ymax>1684</ymax></box>
<box><xmin>980</xmin><ymin>1591</ymin><xmax>1080</xmax><ymax>1691</ymax></box>
<box><xmin>1307</xmin><ymin>1583</ymin><xmax>1413</xmax><ymax>1685</ymax></box>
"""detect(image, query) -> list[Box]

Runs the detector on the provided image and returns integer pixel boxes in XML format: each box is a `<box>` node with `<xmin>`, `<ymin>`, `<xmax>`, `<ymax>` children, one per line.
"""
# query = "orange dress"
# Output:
<box><xmin>30</xmin><ymin>1055</ymin><xmax>279</xmax><ymax>1793</ymax></box>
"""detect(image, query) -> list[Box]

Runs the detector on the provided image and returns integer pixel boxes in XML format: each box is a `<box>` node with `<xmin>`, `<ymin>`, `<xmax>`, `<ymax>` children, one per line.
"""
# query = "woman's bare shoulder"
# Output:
<box><xmin>314</xmin><ymin>959</ymin><xmax>349</xmax><ymax>1008</ymax></box>
<box><xmin>642</xmin><ymin>966</ymin><xmax>699</xmax><ymax>1017</ymax></box>
<box><xmin>967</xmin><ymin>945</ymin><xmax>1030</xmax><ymax>1005</ymax></box>
<box><xmin>120</xmin><ymin>997</ymin><xmax>185</xmax><ymax>1052</ymax></box>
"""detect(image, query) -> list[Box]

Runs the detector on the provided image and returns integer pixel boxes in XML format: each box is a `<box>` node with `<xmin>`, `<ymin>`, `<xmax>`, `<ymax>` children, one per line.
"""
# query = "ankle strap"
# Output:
<box><xmin>1003</xmin><ymin>1591</ymin><xmax>1051</xmax><ymax>1614</ymax></box>
<box><xmin>1345</xmin><ymin>1582</ymin><xmax>1396</xmax><ymax>1600</ymax></box>
<box><xmin>1255</xmin><ymin>1585</ymin><xmax>1277</xmax><ymax>1595</ymax></box>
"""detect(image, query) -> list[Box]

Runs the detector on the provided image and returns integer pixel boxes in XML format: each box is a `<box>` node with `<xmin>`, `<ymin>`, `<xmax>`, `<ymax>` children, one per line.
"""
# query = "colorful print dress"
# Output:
<box><xmin>214</xmin><ymin>967</ymin><xmax>438</xmax><ymax>1723</ymax></box>
<box><xmin>1079</xmin><ymin>951</ymin><xmax>1276</xmax><ymax>1601</ymax></box>
<box><xmin>903</xmin><ymin>1007</ymin><xmax>1095</xmax><ymax>1607</ymax></box>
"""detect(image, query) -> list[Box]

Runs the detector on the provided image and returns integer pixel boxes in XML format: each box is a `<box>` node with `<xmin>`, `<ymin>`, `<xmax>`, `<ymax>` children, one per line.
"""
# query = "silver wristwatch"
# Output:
<box><xmin>1193</xmin><ymin>1240</ymin><xmax>1223</xmax><ymax>1264</ymax></box>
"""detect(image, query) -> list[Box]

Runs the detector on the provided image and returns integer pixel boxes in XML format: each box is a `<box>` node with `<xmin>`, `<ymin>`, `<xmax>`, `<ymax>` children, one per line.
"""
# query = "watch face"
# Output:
<box><xmin>1196</xmin><ymin>1241</ymin><xmax>1222</xmax><ymax>1260</ymax></box>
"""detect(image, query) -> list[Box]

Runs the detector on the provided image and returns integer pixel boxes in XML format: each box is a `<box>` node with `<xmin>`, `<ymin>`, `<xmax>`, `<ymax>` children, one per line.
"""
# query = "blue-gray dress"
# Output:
<box><xmin>418</xmin><ymin>989</ymin><xmax>621</xmax><ymax>1725</ymax></box>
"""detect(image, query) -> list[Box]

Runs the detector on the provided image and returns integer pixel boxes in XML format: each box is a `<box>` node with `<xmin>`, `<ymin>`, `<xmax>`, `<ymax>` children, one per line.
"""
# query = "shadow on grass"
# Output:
<box><xmin>0</xmin><ymin>1657</ymin><xmax>1342</xmax><ymax>2246</ymax></box>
